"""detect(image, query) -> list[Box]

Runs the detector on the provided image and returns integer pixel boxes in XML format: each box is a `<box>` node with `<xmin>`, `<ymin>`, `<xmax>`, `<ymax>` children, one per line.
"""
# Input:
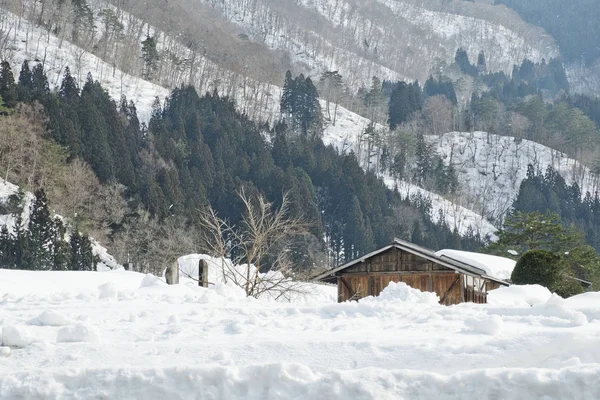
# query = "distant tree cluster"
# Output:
<box><xmin>424</xmin><ymin>76</ymin><xmax>457</xmax><ymax>105</ymax></box>
<box><xmin>512</xmin><ymin>165</ymin><xmax>600</xmax><ymax>253</ymax></box>
<box><xmin>280</xmin><ymin>71</ymin><xmax>323</xmax><ymax>138</ymax></box>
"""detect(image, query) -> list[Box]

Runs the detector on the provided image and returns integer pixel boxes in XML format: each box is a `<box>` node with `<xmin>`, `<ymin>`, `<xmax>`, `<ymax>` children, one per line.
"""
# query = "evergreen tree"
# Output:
<box><xmin>477</xmin><ymin>51</ymin><xmax>487</xmax><ymax>75</ymax></box>
<box><xmin>343</xmin><ymin>195</ymin><xmax>371</xmax><ymax>261</ymax></box>
<box><xmin>0</xmin><ymin>225</ymin><xmax>13</xmax><ymax>268</ymax></box>
<box><xmin>455</xmin><ymin>48</ymin><xmax>477</xmax><ymax>76</ymax></box>
<box><xmin>0</xmin><ymin>61</ymin><xmax>17</xmax><ymax>108</ymax></box>
<box><xmin>25</xmin><ymin>189</ymin><xmax>56</xmax><ymax>269</ymax></box>
<box><xmin>17</xmin><ymin>60</ymin><xmax>33</xmax><ymax>102</ymax></box>
<box><xmin>31</xmin><ymin>63</ymin><xmax>50</xmax><ymax>101</ymax></box>
<box><xmin>414</xmin><ymin>133</ymin><xmax>431</xmax><ymax>186</ymax></box>
<box><xmin>141</xmin><ymin>35</ymin><xmax>159</xmax><ymax>80</ymax></box>
<box><xmin>280</xmin><ymin>70</ymin><xmax>295</xmax><ymax>115</ymax></box>
<box><xmin>71</xmin><ymin>0</ymin><xmax>94</xmax><ymax>42</ymax></box>
<box><xmin>388</xmin><ymin>81</ymin><xmax>422</xmax><ymax>130</ymax></box>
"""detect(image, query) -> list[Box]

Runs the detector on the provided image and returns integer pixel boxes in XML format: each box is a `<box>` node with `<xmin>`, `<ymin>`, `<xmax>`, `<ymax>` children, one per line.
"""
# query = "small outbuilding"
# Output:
<box><xmin>314</xmin><ymin>238</ymin><xmax>509</xmax><ymax>305</ymax></box>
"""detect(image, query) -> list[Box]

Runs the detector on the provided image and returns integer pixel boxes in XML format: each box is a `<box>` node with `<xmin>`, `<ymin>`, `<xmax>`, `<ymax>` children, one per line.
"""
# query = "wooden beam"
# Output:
<box><xmin>339</xmin><ymin>271</ymin><xmax>457</xmax><ymax>276</ymax></box>
<box><xmin>439</xmin><ymin>275</ymin><xmax>461</xmax><ymax>305</ymax></box>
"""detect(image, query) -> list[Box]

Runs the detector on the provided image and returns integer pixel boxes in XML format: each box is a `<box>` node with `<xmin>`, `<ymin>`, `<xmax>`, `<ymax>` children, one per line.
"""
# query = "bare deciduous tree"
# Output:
<box><xmin>197</xmin><ymin>188</ymin><xmax>309</xmax><ymax>300</ymax></box>
<box><xmin>423</xmin><ymin>95</ymin><xmax>453</xmax><ymax>137</ymax></box>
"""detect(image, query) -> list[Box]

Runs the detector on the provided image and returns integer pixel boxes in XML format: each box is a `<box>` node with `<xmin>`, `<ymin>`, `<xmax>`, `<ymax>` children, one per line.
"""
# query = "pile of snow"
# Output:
<box><xmin>1</xmin><ymin>325</ymin><xmax>32</xmax><ymax>348</ymax></box>
<box><xmin>1</xmin><ymin>363</ymin><xmax>599</xmax><ymax>399</ymax></box>
<box><xmin>176</xmin><ymin>254</ymin><xmax>336</xmax><ymax>303</ymax></box>
<box><xmin>28</xmin><ymin>310</ymin><xmax>74</xmax><ymax>327</ymax></box>
<box><xmin>0</xmin><ymin>269</ymin><xmax>145</xmax><ymax>298</ymax></box>
<box><xmin>56</xmin><ymin>324</ymin><xmax>100</xmax><ymax>343</ymax></box>
<box><xmin>363</xmin><ymin>281</ymin><xmax>440</xmax><ymax>305</ymax></box>
<box><xmin>488</xmin><ymin>284</ymin><xmax>552</xmax><ymax>307</ymax></box>
<box><xmin>435</xmin><ymin>249</ymin><xmax>515</xmax><ymax>280</ymax></box>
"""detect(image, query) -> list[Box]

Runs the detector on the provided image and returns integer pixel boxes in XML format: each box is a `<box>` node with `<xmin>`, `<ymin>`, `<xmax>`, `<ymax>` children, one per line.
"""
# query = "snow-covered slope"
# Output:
<box><xmin>432</xmin><ymin>131</ymin><xmax>600</xmax><ymax>223</ymax></box>
<box><xmin>322</xmin><ymin>109</ymin><xmax>498</xmax><ymax>237</ymax></box>
<box><xmin>0</xmin><ymin>10</ymin><xmax>168</xmax><ymax>121</ymax></box>
<box><xmin>1</xmin><ymin>269</ymin><xmax>600</xmax><ymax>398</ymax></box>
<box><xmin>2</xmin><ymin>3</ymin><xmax>592</xmax><ymax>241</ymax></box>
<box><xmin>198</xmin><ymin>0</ymin><xmax>558</xmax><ymax>88</ymax></box>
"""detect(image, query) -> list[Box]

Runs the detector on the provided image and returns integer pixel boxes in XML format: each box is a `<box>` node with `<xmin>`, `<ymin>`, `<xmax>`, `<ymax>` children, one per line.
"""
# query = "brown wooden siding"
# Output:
<box><xmin>401</xmin><ymin>274</ymin><xmax>430</xmax><ymax>293</ymax></box>
<box><xmin>338</xmin><ymin>275</ymin><xmax>369</xmax><ymax>301</ymax></box>
<box><xmin>371</xmin><ymin>274</ymin><xmax>400</xmax><ymax>294</ymax></box>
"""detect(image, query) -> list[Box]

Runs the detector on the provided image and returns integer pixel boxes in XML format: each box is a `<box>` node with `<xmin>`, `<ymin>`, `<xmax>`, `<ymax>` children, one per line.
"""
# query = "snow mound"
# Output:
<box><xmin>363</xmin><ymin>282</ymin><xmax>439</xmax><ymax>305</ymax></box>
<box><xmin>56</xmin><ymin>324</ymin><xmax>100</xmax><ymax>343</ymax></box>
<box><xmin>488</xmin><ymin>285</ymin><xmax>552</xmax><ymax>307</ymax></box>
<box><xmin>564</xmin><ymin>292</ymin><xmax>600</xmax><ymax>321</ymax></box>
<box><xmin>463</xmin><ymin>315</ymin><xmax>504</xmax><ymax>335</ymax></box>
<box><xmin>534</xmin><ymin>295</ymin><xmax>588</xmax><ymax>327</ymax></box>
<box><xmin>1</xmin><ymin>325</ymin><xmax>32</xmax><ymax>347</ymax></box>
<box><xmin>435</xmin><ymin>249</ymin><xmax>515</xmax><ymax>280</ymax></box>
<box><xmin>0</xmin><ymin>346</ymin><xmax>9</xmax><ymax>357</ymax></box>
<box><xmin>29</xmin><ymin>310</ymin><xmax>73</xmax><ymax>327</ymax></box>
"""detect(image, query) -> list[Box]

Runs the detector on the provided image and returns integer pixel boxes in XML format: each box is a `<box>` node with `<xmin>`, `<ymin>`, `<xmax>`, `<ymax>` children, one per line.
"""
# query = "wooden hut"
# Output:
<box><xmin>314</xmin><ymin>238</ymin><xmax>508</xmax><ymax>305</ymax></box>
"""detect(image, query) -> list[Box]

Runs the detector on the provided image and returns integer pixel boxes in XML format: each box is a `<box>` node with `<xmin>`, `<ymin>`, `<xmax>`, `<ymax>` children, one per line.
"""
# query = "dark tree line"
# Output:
<box><xmin>0</xmin><ymin>189</ymin><xmax>96</xmax><ymax>270</ymax></box>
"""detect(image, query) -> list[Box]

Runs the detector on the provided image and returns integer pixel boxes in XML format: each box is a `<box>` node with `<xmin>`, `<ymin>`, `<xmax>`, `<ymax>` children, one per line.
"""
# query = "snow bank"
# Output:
<box><xmin>435</xmin><ymin>249</ymin><xmax>515</xmax><ymax>280</ymax></box>
<box><xmin>1</xmin><ymin>363</ymin><xmax>598</xmax><ymax>400</ymax></box>
<box><xmin>1</xmin><ymin>325</ymin><xmax>32</xmax><ymax>347</ymax></box>
<box><xmin>0</xmin><ymin>269</ymin><xmax>147</xmax><ymax>297</ymax></box>
<box><xmin>488</xmin><ymin>284</ymin><xmax>552</xmax><ymax>307</ymax></box>
<box><xmin>363</xmin><ymin>281</ymin><xmax>440</xmax><ymax>305</ymax></box>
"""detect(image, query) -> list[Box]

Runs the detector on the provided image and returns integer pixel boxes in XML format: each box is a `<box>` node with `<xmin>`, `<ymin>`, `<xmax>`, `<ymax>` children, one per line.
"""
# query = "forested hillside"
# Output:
<box><xmin>0</xmin><ymin>61</ymin><xmax>486</xmax><ymax>274</ymax></box>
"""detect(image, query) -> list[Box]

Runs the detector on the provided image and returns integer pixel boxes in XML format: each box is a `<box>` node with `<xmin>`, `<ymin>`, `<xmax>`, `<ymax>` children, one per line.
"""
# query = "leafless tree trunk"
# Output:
<box><xmin>196</xmin><ymin>188</ymin><xmax>309</xmax><ymax>300</ymax></box>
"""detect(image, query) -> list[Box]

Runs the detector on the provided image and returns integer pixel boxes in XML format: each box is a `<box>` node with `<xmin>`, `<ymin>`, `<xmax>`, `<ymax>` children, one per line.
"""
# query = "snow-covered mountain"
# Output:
<box><xmin>194</xmin><ymin>0</ymin><xmax>558</xmax><ymax>88</ymax></box>
<box><xmin>0</xmin><ymin>0</ymin><xmax>597</xmax><ymax>242</ymax></box>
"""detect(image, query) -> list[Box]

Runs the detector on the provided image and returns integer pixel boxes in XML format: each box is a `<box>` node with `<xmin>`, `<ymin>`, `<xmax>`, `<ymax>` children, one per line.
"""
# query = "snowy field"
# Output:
<box><xmin>2</xmin><ymin>268</ymin><xmax>600</xmax><ymax>399</ymax></box>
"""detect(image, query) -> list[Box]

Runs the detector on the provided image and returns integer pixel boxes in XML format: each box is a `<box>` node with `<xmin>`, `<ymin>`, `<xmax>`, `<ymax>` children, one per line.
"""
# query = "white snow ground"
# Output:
<box><xmin>1</xmin><ymin>268</ymin><xmax>600</xmax><ymax>399</ymax></box>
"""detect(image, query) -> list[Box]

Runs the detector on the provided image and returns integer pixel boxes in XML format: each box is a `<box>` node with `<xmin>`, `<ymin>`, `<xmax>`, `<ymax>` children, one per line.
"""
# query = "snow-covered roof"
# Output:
<box><xmin>434</xmin><ymin>249</ymin><xmax>516</xmax><ymax>281</ymax></box>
